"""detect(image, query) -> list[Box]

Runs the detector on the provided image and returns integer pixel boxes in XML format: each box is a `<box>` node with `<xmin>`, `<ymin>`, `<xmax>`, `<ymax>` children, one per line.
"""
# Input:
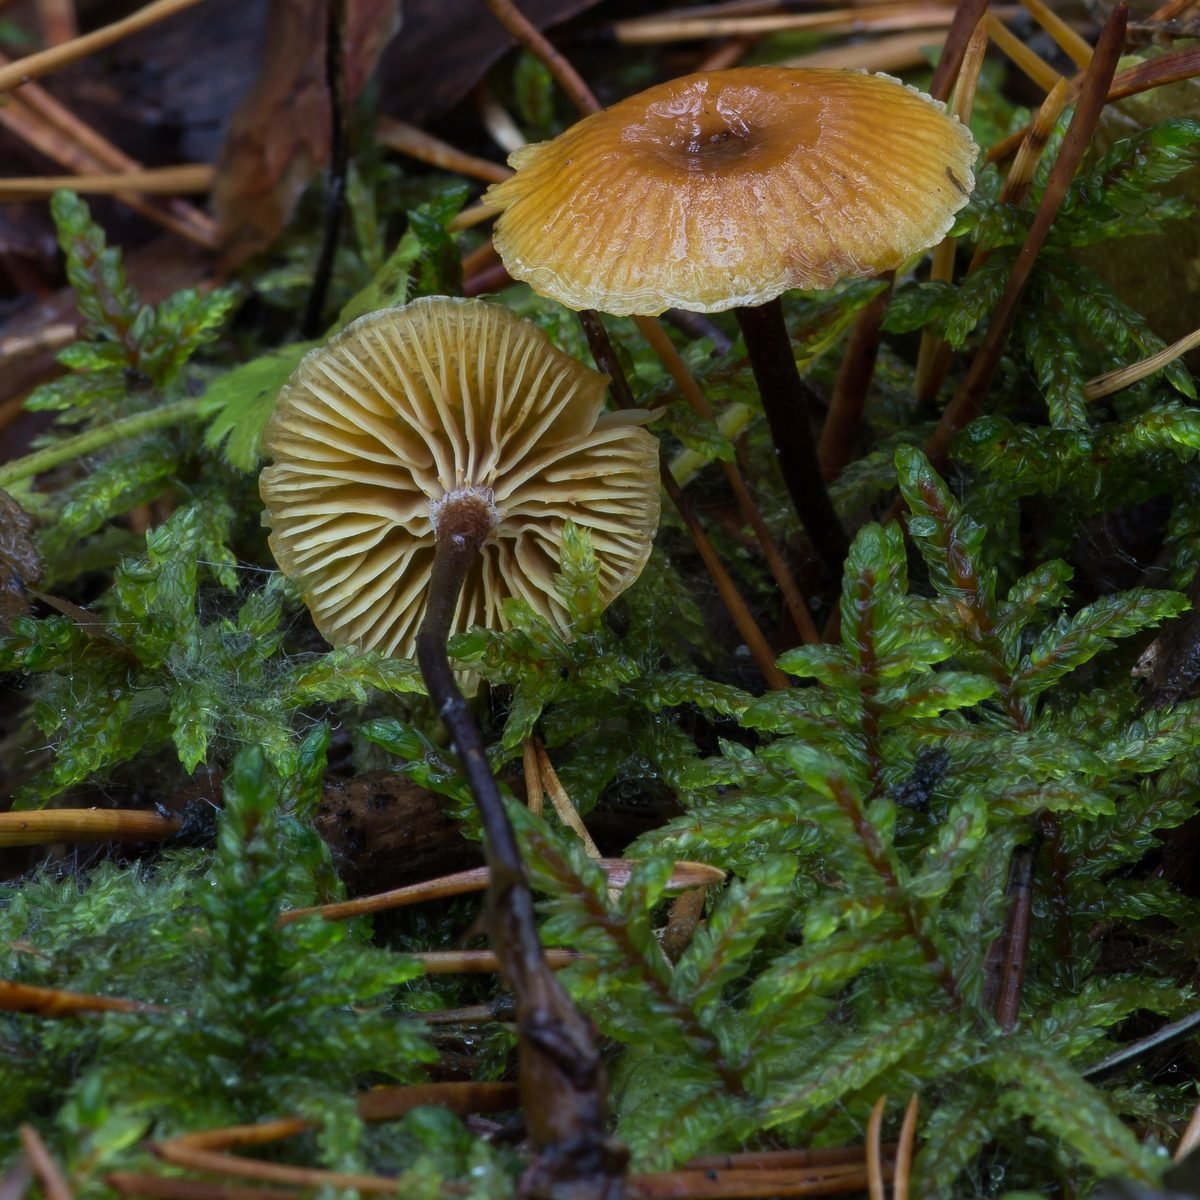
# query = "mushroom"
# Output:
<box><xmin>260</xmin><ymin>295</ymin><xmax>655</xmax><ymax>1182</ymax></box>
<box><xmin>484</xmin><ymin>66</ymin><xmax>977</xmax><ymax>576</ymax></box>
<box><xmin>259</xmin><ymin>295</ymin><xmax>660</xmax><ymax>663</ymax></box>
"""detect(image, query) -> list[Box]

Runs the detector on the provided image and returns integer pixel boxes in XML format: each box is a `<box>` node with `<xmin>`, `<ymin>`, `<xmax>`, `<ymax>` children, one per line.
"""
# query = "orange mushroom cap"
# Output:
<box><xmin>484</xmin><ymin>66</ymin><xmax>977</xmax><ymax>316</ymax></box>
<box><xmin>259</xmin><ymin>297</ymin><xmax>660</xmax><ymax>662</ymax></box>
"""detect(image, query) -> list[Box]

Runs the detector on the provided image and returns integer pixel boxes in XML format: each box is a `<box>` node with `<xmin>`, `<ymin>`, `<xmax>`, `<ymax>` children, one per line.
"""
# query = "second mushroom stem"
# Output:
<box><xmin>413</xmin><ymin>500</ymin><xmax>617</xmax><ymax>1184</ymax></box>
<box><xmin>735</xmin><ymin>298</ymin><xmax>849</xmax><ymax>581</ymax></box>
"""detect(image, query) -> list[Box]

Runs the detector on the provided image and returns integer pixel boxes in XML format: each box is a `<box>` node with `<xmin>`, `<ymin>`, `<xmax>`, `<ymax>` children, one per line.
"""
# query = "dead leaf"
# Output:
<box><xmin>213</xmin><ymin>0</ymin><xmax>401</xmax><ymax>269</ymax></box>
<box><xmin>378</xmin><ymin>0</ymin><xmax>601</xmax><ymax>126</ymax></box>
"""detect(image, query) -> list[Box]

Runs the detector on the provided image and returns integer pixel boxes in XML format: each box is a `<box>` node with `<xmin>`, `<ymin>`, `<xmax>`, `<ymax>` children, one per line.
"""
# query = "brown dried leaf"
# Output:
<box><xmin>213</xmin><ymin>0</ymin><xmax>401</xmax><ymax>269</ymax></box>
<box><xmin>377</xmin><ymin>0</ymin><xmax>602</xmax><ymax>126</ymax></box>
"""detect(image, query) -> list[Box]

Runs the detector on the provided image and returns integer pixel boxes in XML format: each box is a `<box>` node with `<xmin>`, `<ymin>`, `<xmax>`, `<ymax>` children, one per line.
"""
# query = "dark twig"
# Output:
<box><xmin>736</xmin><ymin>300</ymin><xmax>849</xmax><ymax>582</ymax></box>
<box><xmin>302</xmin><ymin>0</ymin><xmax>349</xmax><ymax>337</ymax></box>
<box><xmin>633</xmin><ymin>313</ymin><xmax>821</xmax><ymax>643</ymax></box>
<box><xmin>414</xmin><ymin>498</ymin><xmax>624</xmax><ymax>1198</ymax></box>
<box><xmin>478</xmin><ymin>0</ymin><xmax>601</xmax><ymax>116</ymax></box>
<box><xmin>819</xmin><ymin>281</ymin><xmax>892</xmax><ymax>482</ymax></box>
<box><xmin>821</xmin><ymin>0</ymin><xmax>988</xmax><ymax>480</ymax></box>
<box><xmin>1082</xmin><ymin>1007</ymin><xmax>1200</xmax><ymax>1080</ymax></box>
<box><xmin>925</xmin><ymin>2</ymin><xmax>1128</xmax><ymax>469</ymax></box>
<box><xmin>929</xmin><ymin>0</ymin><xmax>992</xmax><ymax>102</ymax></box>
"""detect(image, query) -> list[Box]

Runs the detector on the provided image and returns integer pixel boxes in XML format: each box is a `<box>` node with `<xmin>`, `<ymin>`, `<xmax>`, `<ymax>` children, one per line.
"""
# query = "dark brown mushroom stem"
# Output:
<box><xmin>414</xmin><ymin>492</ymin><xmax>624</xmax><ymax>1198</ymax></box>
<box><xmin>735</xmin><ymin>298</ymin><xmax>849</xmax><ymax>581</ymax></box>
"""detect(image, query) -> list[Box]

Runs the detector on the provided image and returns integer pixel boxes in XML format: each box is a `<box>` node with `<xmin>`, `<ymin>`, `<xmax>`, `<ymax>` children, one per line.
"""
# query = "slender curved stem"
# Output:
<box><xmin>414</xmin><ymin>503</ymin><xmax>623</xmax><ymax>1193</ymax></box>
<box><xmin>735</xmin><ymin>299</ymin><xmax>848</xmax><ymax>581</ymax></box>
<box><xmin>0</xmin><ymin>397</ymin><xmax>203</xmax><ymax>490</ymax></box>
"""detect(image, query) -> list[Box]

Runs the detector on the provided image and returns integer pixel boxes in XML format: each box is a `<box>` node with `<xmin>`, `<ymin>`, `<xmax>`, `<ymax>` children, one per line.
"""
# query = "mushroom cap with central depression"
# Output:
<box><xmin>259</xmin><ymin>297</ymin><xmax>661</xmax><ymax>660</ymax></box>
<box><xmin>484</xmin><ymin>66</ymin><xmax>977</xmax><ymax>316</ymax></box>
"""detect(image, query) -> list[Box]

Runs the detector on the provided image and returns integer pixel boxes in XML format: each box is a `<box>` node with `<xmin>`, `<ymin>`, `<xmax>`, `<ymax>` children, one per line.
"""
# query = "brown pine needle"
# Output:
<box><xmin>988</xmin><ymin>44</ymin><xmax>1200</xmax><ymax>166</ymax></box>
<box><xmin>19</xmin><ymin>1125</ymin><xmax>74</xmax><ymax>1200</ymax></box>
<box><xmin>169</xmin><ymin>1118</ymin><xmax>311</xmax><ymax>1153</ymax></box>
<box><xmin>630</xmin><ymin>1162</ymin><xmax>880</xmax><ymax>1197</ymax></box>
<box><xmin>913</xmin><ymin>78</ymin><xmax>1071</xmax><ymax>404</ymax></box>
<box><xmin>1177</xmin><ymin>1098</ymin><xmax>1200</xmax><ymax>1162</ymax></box>
<box><xmin>279</xmin><ymin>859</ymin><xmax>725</xmax><ymax>925</ymax></box>
<box><xmin>0</xmin><ymin>808</ymin><xmax>180</xmax><ymax>847</ymax></box>
<box><xmin>461</xmin><ymin>238</ymin><xmax>500</xmax><ymax>280</ymax></box>
<box><xmin>697</xmin><ymin>35</ymin><xmax>758</xmax><ymax>71</ymax></box>
<box><xmin>414</xmin><ymin>948</ymin><xmax>579</xmax><ymax>972</ymax></box>
<box><xmin>866</xmin><ymin>1095</ymin><xmax>888</xmax><ymax>1200</ymax></box>
<box><xmin>1086</xmin><ymin>325</ymin><xmax>1200</xmax><ymax>401</ymax></box>
<box><xmin>633</xmin><ymin>314</ymin><xmax>820</xmax><ymax>644</ymax></box>
<box><xmin>164</xmin><ymin>1083</ymin><xmax>520</xmax><ymax>1154</ymax></box>
<box><xmin>687</xmin><ymin>1147</ymin><xmax>884</xmax><ymax>1171</ymax></box>
<box><xmin>109</xmin><ymin>1174</ymin><xmax>298</xmax><ymax>1200</ymax></box>
<box><xmin>479</xmin><ymin>0</ymin><xmax>600</xmax><ymax>115</ymax></box>
<box><xmin>985</xmin><ymin>13</ymin><xmax>1063</xmax><ymax>91</ymax></box>
<box><xmin>995</xmin><ymin>78</ymin><xmax>1072</xmax><ymax>206</ymax></box>
<box><xmin>782</xmin><ymin>29</ymin><xmax>947</xmax><ymax>72</ymax></box>
<box><xmin>1150</xmin><ymin>0</ymin><xmax>1196</xmax><ymax>21</ymax></box>
<box><xmin>821</xmin><ymin>0</ymin><xmax>987</xmax><ymax>480</ymax></box>
<box><xmin>928</xmin><ymin>0</ymin><xmax>989</xmax><ymax>100</ymax></box>
<box><xmin>0</xmin><ymin>979</ymin><xmax>169</xmax><ymax>1016</ymax></box>
<box><xmin>925</xmin><ymin>2</ymin><xmax>1128</xmax><ymax>469</ymax></box>
<box><xmin>914</xmin><ymin>19</ymin><xmax>988</xmax><ymax>398</ymax></box>
<box><xmin>893</xmin><ymin>1095</ymin><xmax>920</xmax><ymax>1200</ymax></box>
<box><xmin>476</xmin><ymin>83</ymin><xmax>526</xmax><ymax>154</ymax></box>
<box><xmin>0</xmin><ymin>53</ymin><xmax>215</xmax><ymax>245</ymax></box>
<box><xmin>613</xmin><ymin>5</ymin><xmax>965</xmax><ymax>43</ymax></box>
<box><xmin>535</xmin><ymin>740</ymin><xmax>603</xmax><ymax>859</ymax></box>
<box><xmin>0</xmin><ymin>322</ymin><xmax>76</xmax><ymax>365</ymax></box>
<box><xmin>0</xmin><ymin>0</ymin><xmax>204</xmax><ymax>93</ymax></box>
<box><xmin>1019</xmin><ymin>0</ymin><xmax>1093</xmax><ymax>68</ymax></box>
<box><xmin>37</xmin><ymin>0</ymin><xmax>78</xmax><ymax>45</ymax></box>
<box><xmin>447</xmin><ymin>202</ymin><xmax>496</xmax><ymax>231</ymax></box>
<box><xmin>376</xmin><ymin>116</ymin><xmax>511</xmax><ymax>184</ymax></box>
<box><xmin>523</xmin><ymin>736</ymin><xmax>544</xmax><ymax>817</ymax></box>
<box><xmin>153</xmin><ymin>1144</ymin><xmax>401</xmax><ymax>1195</ymax></box>
<box><xmin>1107</xmin><ymin>44</ymin><xmax>1200</xmax><ymax>102</ymax></box>
<box><xmin>0</xmin><ymin>165</ymin><xmax>212</xmax><ymax>199</ymax></box>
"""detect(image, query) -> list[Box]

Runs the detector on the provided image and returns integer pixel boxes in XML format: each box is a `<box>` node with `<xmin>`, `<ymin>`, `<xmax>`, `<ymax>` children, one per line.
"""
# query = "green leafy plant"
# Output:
<box><xmin>0</xmin><ymin>749</ymin><xmax>432</xmax><ymax>1172</ymax></box>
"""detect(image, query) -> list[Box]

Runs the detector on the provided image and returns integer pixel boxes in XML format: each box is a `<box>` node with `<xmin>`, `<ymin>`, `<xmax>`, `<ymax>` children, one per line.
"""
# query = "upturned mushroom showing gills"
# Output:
<box><xmin>484</xmin><ymin>66</ymin><xmax>977</xmax><ymax>578</ymax></box>
<box><xmin>260</xmin><ymin>296</ymin><xmax>657</xmax><ymax>1186</ymax></box>
<box><xmin>259</xmin><ymin>295</ymin><xmax>660</xmax><ymax>662</ymax></box>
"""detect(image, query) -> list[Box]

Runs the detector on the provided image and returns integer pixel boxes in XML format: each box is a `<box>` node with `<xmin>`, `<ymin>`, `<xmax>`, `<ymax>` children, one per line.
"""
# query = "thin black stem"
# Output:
<box><xmin>414</xmin><ymin>504</ymin><xmax>623</xmax><ymax>1196</ymax></box>
<box><xmin>736</xmin><ymin>299</ymin><xmax>849</xmax><ymax>581</ymax></box>
<box><xmin>302</xmin><ymin>0</ymin><xmax>349</xmax><ymax>338</ymax></box>
<box><xmin>416</xmin><ymin>521</ymin><xmax>526</xmax><ymax>894</ymax></box>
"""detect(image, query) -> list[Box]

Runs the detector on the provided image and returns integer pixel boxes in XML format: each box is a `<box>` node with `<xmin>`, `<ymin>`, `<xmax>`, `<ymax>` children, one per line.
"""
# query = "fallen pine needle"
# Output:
<box><xmin>1086</xmin><ymin>325</ymin><xmax>1200</xmax><ymax>401</ymax></box>
<box><xmin>0</xmin><ymin>164</ymin><xmax>212</xmax><ymax>199</ymax></box>
<box><xmin>19</xmin><ymin>1125</ymin><xmax>74</xmax><ymax>1200</ymax></box>
<box><xmin>0</xmin><ymin>0</ymin><xmax>204</xmax><ymax>93</ymax></box>
<box><xmin>279</xmin><ymin>859</ymin><xmax>724</xmax><ymax>924</ymax></box>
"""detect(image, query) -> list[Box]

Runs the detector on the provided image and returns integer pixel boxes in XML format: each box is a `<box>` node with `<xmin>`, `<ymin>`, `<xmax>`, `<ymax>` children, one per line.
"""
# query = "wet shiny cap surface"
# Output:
<box><xmin>485</xmin><ymin>66</ymin><xmax>978</xmax><ymax>315</ymax></box>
